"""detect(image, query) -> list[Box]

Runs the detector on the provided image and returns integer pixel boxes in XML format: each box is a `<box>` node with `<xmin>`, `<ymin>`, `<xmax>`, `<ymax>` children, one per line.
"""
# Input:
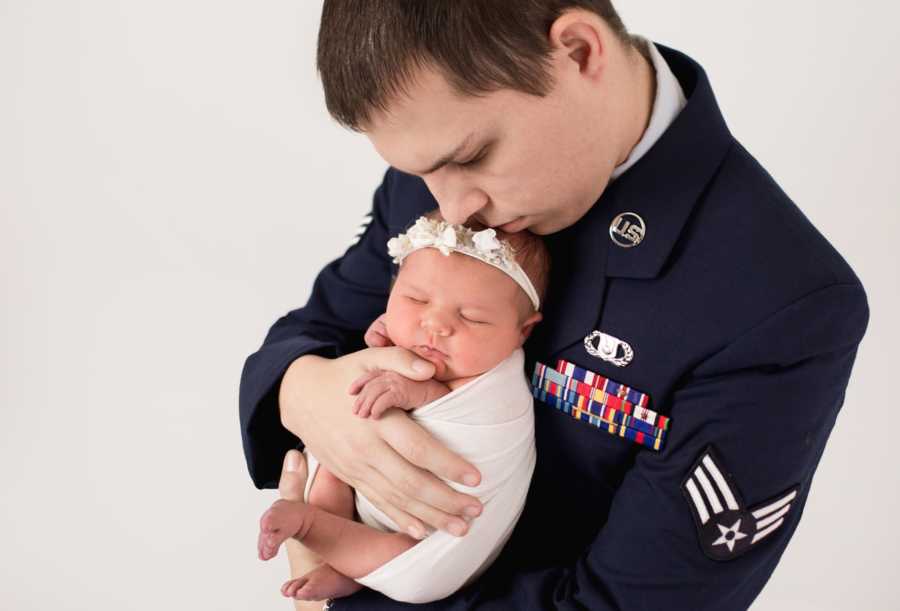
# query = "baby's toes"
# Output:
<box><xmin>295</xmin><ymin>564</ymin><xmax>362</xmax><ymax>601</ymax></box>
<box><xmin>281</xmin><ymin>576</ymin><xmax>309</xmax><ymax>598</ymax></box>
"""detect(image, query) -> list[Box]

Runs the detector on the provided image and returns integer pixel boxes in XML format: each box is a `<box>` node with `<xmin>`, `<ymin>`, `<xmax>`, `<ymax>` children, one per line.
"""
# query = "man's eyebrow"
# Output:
<box><xmin>414</xmin><ymin>132</ymin><xmax>476</xmax><ymax>175</ymax></box>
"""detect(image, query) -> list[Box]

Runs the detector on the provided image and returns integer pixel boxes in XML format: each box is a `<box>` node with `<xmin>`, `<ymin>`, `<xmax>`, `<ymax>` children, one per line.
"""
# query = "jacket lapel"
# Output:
<box><xmin>528</xmin><ymin>43</ymin><xmax>734</xmax><ymax>360</ymax></box>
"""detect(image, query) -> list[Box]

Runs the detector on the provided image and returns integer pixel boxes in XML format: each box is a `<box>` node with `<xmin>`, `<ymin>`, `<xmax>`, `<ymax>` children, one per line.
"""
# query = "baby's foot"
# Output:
<box><xmin>282</xmin><ymin>564</ymin><xmax>363</xmax><ymax>601</ymax></box>
<box><xmin>278</xmin><ymin>449</ymin><xmax>308</xmax><ymax>502</ymax></box>
<box><xmin>258</xmin><ymin>499</ymin><xmax>316</xmax><ymax>561</ymax></box>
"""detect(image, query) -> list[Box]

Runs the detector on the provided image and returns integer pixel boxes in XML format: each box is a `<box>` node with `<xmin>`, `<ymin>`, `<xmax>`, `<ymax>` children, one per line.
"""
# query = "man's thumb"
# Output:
<box><xmin>279</xmin><ymin>449</ymin><xmax>307</xmax><ymax>502</ymax></box>
<box><xmin>369</xmin><ymin>346</ymin><xmax>435</xmax><ymax>380</ymax></box>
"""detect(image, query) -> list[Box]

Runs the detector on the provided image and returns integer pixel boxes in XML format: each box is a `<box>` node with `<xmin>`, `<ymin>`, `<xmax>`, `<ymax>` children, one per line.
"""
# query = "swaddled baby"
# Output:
<box><xmin>258</xmin><ymin>211</ymin><xmax>550</xmax><ymax>604</ymax></box>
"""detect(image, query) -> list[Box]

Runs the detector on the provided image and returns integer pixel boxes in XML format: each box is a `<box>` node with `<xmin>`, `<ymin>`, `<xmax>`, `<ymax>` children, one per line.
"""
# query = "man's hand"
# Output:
<box><xmin>348</xmin><ymin>370</ymin><xmax>450</xmax><ymax>419</ymax></box>
<box><xmin>279</xmin><ymin>346</ymin><xmax>483</xmax><ymax>540</ymax></box>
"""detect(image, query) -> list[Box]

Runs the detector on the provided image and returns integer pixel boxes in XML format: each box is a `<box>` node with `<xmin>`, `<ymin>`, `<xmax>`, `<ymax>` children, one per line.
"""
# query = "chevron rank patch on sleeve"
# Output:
<box><xmin>681</xmin><ymin>445</ymin><xmax>800</xmax><ymax>561</ymax></box>
<box><xmin>349</xmin><ymin>211</ymin><xmax>374</xmax><ymax>248</ymax></box>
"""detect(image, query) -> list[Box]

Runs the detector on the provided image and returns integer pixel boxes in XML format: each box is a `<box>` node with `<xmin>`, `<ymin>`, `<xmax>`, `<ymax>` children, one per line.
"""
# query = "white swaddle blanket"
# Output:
<box><xmin>303</xmin><ymin>347</ymin><xmax>536</xmax><ymax>603</ymax></box>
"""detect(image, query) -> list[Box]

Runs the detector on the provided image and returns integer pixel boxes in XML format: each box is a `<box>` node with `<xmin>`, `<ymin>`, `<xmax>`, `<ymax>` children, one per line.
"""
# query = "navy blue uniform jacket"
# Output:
<box><xmin>239</xmin><ymin>44</ymin><xmax>869</xmax><ymax>610</ymax></box>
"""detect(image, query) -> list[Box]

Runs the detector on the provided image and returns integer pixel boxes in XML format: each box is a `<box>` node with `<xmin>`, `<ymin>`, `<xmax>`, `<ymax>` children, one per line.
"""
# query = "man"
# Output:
<box><xmin>240</xmin><ymin>2</ymin><xmax>869</xmax><ymax>609</ymax></box>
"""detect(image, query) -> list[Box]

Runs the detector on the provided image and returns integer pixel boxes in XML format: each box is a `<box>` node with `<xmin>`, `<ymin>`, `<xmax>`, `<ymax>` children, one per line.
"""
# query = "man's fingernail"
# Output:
<box><xmin>285</xmin><ymin>451</ymin><xmax>299</xmax><ymax>472</ymax></box>
<box><xmin>464</xmin><ymin>505</ymin><xmax>481</xmax><ymax>518</ymax></box>
<box><xmin>407</xmin><ymin>525</ymin><xmax>424</xmax><ymax>539</ymax></box>
<box><xmin>462</xmin><ymin>473</ymin><xmax>479</xmax><ymax>486</ymax></box>
<box><xmin>412</xmin><ymin>359</ymin><xmax>433</xmax><ymax>373</ymax></box>
<box><xmin>448</xmin><ymin>521</ymin><xmax>466</xmax><ymax>536</ymax></box>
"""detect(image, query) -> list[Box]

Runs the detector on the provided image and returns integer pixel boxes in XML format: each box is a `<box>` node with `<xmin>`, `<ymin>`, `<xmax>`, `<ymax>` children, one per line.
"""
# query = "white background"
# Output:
<box><xmin>2</xmin><ymin>2</ymin><xmax>898</xmax><ymax>609</ymax></box>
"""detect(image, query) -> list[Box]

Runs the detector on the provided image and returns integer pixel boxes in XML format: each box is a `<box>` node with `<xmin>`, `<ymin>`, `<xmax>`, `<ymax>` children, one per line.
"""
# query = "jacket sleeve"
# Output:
<box><xmin>333</xmin><ymin>282</ymin><xmax>869</xmax><ymax>610</ymax></box>
<box><xmin>239</xmin><ymin>168</ymin><xmax>397</xmax><ymax>489</ymax></box>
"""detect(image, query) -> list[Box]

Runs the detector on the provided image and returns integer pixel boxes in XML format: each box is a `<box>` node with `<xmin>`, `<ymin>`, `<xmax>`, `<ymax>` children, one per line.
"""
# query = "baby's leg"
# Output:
<box><xmin>307</xmin><ymin>464</ymin><xmax>355</xmax><ymax>520</ymax></box>
<box><xmin>279</xmin><ymin>450</ymin><xmax>332</xmax><ymax>611</ymax></box>
<box><xmin>260</xmin><ymin>499</ymin><xmax>419</xmax><ymax>580</ymax></box>
<box><xmin>278</xmin><ymin>451</ymin><xmax>362</xmax><ymax>604</ymax></box>
<box><xmin>282</xmin><ymin>463</ymin><xmax>362</xmax><ymax>602</ymax></box>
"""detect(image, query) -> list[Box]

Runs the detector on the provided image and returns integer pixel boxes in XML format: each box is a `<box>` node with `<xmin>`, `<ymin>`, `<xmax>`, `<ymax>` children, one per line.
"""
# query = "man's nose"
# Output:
<box><xmin>425</xmin><ymin>178</ymin><xmax>489</xmax><ymax>225</ymax></box>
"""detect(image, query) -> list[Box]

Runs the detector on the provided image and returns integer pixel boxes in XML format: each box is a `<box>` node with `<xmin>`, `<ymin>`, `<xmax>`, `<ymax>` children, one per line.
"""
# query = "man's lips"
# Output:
<box><xmin>497</xmin><ymin>217</ymin><xmax>525</xmax><ymax>232</ymax></box>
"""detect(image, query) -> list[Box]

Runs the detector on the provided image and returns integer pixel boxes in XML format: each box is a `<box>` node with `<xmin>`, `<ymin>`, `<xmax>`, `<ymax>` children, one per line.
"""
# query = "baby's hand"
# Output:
<box><xmin>347</xmin><ymin>370</ymin><xmax>431</xmax><ymax>419</ymax></box>
<box><xmin>363</xmin><ymin>313</ymin><xmax>393</xmax><ymax>348</ymax></box>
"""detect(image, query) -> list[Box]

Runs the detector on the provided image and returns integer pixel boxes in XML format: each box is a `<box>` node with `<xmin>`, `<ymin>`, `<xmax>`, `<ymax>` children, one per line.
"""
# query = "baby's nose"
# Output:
<box><xmin>421</xmin><ymin>315</ymin><xmax>452</xmax><ymax>337</ymax></box>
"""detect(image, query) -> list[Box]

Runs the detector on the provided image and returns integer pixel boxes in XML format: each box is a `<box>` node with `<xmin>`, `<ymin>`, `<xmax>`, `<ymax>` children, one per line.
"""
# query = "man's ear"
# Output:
<box><xmin>519</xmin><ymin>311</ymin><xmax>543</xmax><ymax>343</ymax></box>
<box><xmin>548</xmin><ymin>9</ymin><xmax>607</xmax><ymax>78</ymax></box>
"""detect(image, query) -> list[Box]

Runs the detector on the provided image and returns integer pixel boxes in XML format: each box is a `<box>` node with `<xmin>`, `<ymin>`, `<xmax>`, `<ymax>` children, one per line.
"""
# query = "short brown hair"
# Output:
<box><xmin>421</xmin><ymin>209</ymin><xmax>551</xmax><ymax>317</ymax></box>
<box><xmin>317</xmin><ymin>1</ymin><xmax>634</xmax><ymax>131</ymax></box>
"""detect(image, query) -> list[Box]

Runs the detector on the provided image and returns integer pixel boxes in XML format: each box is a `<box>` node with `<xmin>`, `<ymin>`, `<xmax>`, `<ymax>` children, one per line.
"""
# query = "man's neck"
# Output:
<box><xmin>617</xmin><ymin>39</ymin><xmax>657</xmax><ymax>167</ymax></box>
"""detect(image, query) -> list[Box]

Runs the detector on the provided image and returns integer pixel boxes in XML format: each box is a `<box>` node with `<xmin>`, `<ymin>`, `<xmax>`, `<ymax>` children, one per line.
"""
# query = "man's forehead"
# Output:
<box><xmin>364</xmin><ymin>69</ymin><xmax>498</xmax><ymax>171</ymax></box>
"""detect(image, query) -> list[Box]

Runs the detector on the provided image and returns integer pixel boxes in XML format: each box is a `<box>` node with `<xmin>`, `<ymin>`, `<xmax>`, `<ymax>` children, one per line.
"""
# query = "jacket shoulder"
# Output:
<box><xmin>662</xmin><ymin>140</ymin><xmax>869</xmax><ymax>352</ymax></box>
<box><xmin>682</xmin><ymin>141</ymin><xmax>864</xmax><ymax>293</ymax></box>
<box><xmin>383</xmin><ymin>168</ymin><xmax>437</xmax><ymax>229</ymax></box>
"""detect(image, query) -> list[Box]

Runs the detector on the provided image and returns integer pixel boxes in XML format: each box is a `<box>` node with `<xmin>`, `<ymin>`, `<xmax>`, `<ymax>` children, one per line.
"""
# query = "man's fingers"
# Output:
<box><xmin>361</xmin><ymin>419</ymin><xmax>482</xmax><ymax>533</ymax></box>
<box><xmin>278</xmin><ymin>449</ymin><xmax>308</xmax><ymax>502</ymax></box>
<box><xmin>358</xmin><ymin>346</ymin><xmax>435</xmax><ymax>381</ymax></box>
<box><xmin>377</xmin><ymin>411</ymin><xmax>482</xmax><ymax>490</ymax></box>
<box><xmin>351</xmin><ymin>463</ymin><xmax>439</xmax><ymax>539</ymax></box>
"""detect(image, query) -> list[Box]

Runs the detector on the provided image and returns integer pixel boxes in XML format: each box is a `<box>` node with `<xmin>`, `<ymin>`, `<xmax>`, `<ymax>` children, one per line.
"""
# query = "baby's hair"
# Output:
<box><xmin>421</xmin><ymin>209</ymin><xmax>551</xmax><ymax>318</ymax></box>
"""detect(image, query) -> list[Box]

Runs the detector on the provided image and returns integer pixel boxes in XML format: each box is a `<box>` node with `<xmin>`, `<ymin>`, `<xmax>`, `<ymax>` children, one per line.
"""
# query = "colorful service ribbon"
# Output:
<box><xmin>531</xmin><ymin>359</ymin><xmax>670</xmax><ymax>451</ymax></box>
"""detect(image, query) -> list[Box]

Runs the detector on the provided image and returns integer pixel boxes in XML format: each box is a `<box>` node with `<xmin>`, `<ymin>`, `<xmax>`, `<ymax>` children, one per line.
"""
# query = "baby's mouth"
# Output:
<box><xmin>415</xmin><ymin>345</ymin><xmax>449</xmax><ymax>360</ymax></box>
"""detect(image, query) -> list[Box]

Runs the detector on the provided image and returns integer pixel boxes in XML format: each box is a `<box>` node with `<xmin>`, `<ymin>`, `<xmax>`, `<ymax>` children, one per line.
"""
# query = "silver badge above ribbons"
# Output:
<box><xmin>584</xmin><ymin>330</ymin><xmax>634</xmax><ymax>367</ymax></box>
<box><xmin>609</xmin><ymin>212</ymin><xmax>646</xmax><ymax>248</ymax></box>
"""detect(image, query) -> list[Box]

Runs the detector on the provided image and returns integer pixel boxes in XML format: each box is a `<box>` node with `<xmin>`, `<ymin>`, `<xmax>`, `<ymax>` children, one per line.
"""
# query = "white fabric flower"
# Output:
<box><xmin>436</xmin><ymin>226</ymin><xmax>458</xmax><ymax>255</ymax></box>
<box><xmin>408</xmin><ymin>218</ymin><xmax>435</xmax><ymax>248</ymax></box>
<box><xmin>472</xmin><ymin>228</ymin><xmax>500</xmax><ymax>253</ymax></box>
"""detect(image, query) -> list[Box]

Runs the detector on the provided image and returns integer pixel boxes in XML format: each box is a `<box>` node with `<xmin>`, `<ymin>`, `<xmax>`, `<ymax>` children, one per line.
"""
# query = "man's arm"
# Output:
<box><xmin>239</xmin><ymin>169</ymin><xmax>396</xmax><ymax>489</ymax></box>
<box><xmin>333</xmin><ymin>282</ymin><xmax>869</xmax><ymax>610</ymax></box>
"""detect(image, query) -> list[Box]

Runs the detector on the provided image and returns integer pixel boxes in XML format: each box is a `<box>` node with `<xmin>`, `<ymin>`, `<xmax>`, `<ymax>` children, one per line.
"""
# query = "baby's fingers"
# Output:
<box><xmin>357</xmin><ymin>386</ymin><xmax>388</xmax><ymax>419</ymax></box>
<box><xmin>370</xmin><ymin>391</ymin><xmax>401</xmax><ymax>420</ymax></box>
<box><xmin>364</xmin><ymin>328</ymin><xmax>393</xmax><ymax>348</ymax></box>
<box><xmin>347</xmin><ymin>369</ymin><xmax>381</xmax><ymax>396</ymax></box>
<box><xmin>353</xmin><ymin>387</ymin><xmax>378</xmax><ymax>415</ymax></box>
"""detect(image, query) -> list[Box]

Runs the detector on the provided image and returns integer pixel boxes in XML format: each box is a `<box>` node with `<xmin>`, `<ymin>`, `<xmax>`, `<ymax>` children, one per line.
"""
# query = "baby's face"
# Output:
<box><xmin>383</xmin><ymin>248</ymin><xmax>539</xmax><ymax>382</ymax></box>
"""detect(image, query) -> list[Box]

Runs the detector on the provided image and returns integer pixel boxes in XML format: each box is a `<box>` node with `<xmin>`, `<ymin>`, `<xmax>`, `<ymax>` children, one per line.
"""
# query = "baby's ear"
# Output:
<box><xmin>519</xmin><ymin>311</ymin><xmax>543</xmax><ymax>343</ymax></box>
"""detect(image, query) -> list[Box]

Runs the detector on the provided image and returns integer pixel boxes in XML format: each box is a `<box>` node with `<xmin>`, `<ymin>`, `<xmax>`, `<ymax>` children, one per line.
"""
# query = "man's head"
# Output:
<box><xmin>317</xmin><ymin>1</ymin><xmax>654</xmax><ymax>235</ymax></box>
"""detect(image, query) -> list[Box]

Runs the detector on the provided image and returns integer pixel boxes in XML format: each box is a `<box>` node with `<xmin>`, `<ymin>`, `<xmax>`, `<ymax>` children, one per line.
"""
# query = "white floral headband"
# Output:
<box><xmin>387</xmin><ymin>216</ymin><xmax>540</xmax><ymax>310</ymax></box>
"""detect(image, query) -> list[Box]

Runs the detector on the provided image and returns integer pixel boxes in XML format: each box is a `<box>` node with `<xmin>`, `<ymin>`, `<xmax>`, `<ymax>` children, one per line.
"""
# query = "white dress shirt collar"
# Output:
<box><xmin>610</xmin><ymin>38</ymin><xmax>688</xmax><ymax>181</ymax></box>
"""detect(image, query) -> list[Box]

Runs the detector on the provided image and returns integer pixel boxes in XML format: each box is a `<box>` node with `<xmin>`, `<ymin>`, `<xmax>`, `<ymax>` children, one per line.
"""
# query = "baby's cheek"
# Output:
<box><xmin>382</xmin><ymin>310</ymin><xmax>412</xmax><ymax>348</ymax></box>
<box><xmin>453</xmin><ymin>337</ymin><xmax>490</xmax><ymax>375</ymax></box>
